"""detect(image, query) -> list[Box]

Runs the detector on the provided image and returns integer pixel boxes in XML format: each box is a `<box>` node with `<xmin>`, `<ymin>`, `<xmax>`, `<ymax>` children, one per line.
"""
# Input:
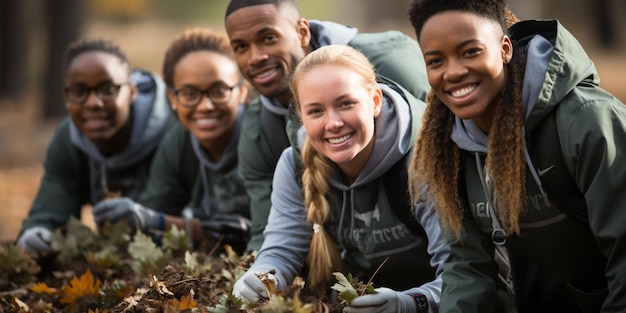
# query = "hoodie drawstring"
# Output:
<box><xmin>336</xmin><ymin>190</ymin><xmax>350</xmax><ymax>260</ymax></box>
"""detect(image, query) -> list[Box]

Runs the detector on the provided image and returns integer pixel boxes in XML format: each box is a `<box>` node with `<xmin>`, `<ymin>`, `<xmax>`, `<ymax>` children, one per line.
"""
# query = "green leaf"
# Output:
<box><xmin>206</xmin><ymin>293</ymin><xmax>244</xmax><ymax>313</ymax></box>
<box><xmin>100</xmin><ymin>220</ymin><xmax>132</xmax><ymax>247</ymax></box>
<box><xmin>0</xmin><ymin>244</ymin><xmax>40</xmax><ymax>284</ymax></box>
<box><xmin>331</xmin><ymin>272</ymin><xmax>359</xmax><ymax>304</ymax></box>
<box><xmin>127</xmin><ymin>232</ymin><xmax>168</xmax><ymax>275</ymax></box>
<box><xmin>161</xmin><ymin>224</ymin><xmax>191</xmax><ymax>256</ymax></box>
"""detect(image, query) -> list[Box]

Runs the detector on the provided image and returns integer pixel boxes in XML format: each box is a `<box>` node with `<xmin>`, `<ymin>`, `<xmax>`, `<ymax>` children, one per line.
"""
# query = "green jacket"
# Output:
<box><xmin>138</xmin><ymin>111</ymin><xmax>250</xmax><ymax>253</ymax></box>
<box><xmin>441</xmin><ymin>20</ymin><xmax>626</xmax><ymax>313</ymax></box>
<box><xmin>238</xmin><ymin>20</ymin><xmax>431</xmax><ymax>252</ymax></box>
<box><xmin>20</xmin><ymin>70</ymin><xmax>173</xmax><ymax>233</ymax></box>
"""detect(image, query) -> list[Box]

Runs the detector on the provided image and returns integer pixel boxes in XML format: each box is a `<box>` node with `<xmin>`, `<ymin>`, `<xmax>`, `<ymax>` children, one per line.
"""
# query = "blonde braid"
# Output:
<box><xmin>301</xmin><ymin>138</ymin><xmax>341</xmax><ymax>291</ymax></box>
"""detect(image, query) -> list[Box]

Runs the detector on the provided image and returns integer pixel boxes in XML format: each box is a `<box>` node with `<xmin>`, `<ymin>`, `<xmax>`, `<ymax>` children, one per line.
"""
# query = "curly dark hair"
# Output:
<box><xmin>161</xmin><ymin>28</ymin><xmax>233</xmax><ymax>87</ymax></box>
<box><xmin>408</xmin><ymin>0</ymin><xmax>509</xmax><ymax>40</ymax></box>
<box><xmin>407</xmin><ymin>0</ymin><xmax>528</xmax><ymax>239</ymax></box>
<box><xmin>63</xmin><ymin>38</ymin><xmax>130</xmax><ymax>73</ymax></box>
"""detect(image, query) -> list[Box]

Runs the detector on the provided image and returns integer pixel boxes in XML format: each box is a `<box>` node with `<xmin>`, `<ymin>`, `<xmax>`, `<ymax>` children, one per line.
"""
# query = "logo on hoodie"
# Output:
<box><xmin>354</xmin><ymin>206</ymin><xmax>381</xmax><ymax>227</ymax></box>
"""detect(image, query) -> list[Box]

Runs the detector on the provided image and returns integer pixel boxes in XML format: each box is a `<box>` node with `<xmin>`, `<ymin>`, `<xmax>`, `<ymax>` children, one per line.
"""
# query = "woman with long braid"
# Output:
<box><xmin>408</xmin><ymin>0</ymin><xmax>626</xmax><ymax>311</ymax></box>
<box><xmin>232</xmin><ymin>45</ymin><xmax>448</xmax><ymax>313</ymax></box>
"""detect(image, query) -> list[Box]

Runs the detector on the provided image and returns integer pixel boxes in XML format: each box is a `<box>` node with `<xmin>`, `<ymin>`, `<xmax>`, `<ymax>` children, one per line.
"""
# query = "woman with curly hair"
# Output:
<box><xmin>92</xmin><ymin>28</ymin><xmax>252</xmax><ymax>254</ymax></box>
<box><xmin>408</xmin><ymin>0</ymin><xmax>626</xmax><ymax>312</ymax></box>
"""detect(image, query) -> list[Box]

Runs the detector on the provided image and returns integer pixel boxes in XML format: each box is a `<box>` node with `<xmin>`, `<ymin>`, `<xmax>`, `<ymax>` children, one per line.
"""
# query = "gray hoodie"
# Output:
<box><xmin>20</xmin><ymin>69</ymin><xmax>173</xmax><ymax>232</ymax></box>
<box><xmin>248</xmin><ymin>84</ymin><xmax>447</xmax><ymax>312</ymax></box>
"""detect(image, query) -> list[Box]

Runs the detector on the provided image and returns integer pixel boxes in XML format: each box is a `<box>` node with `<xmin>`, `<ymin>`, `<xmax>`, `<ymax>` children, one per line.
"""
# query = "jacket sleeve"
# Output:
<box><xmin>560</xmin><ymin>94</ymin><xmax>626</xmax><ymax>312</ymax></box>
<box><xmin>439</xmin><ymin>209</ymin><xmax>500</xmax><ymax>313</ymax></box>
<box><xmin>349</xmin><ymin>31</ymin><xmax>430</xmax><ymax>102</ymax></box>
<box><xmin>20</xmin><ymin>120</ymin><xmax>87</xmax><ymax>233</ymax></box>
<box><xmin>247</xmin><ymin>147</ymin><xmax>312</xmax><ymax>289</ymax></box>
<box><xmin>138</xmin><ymin>125</ymin><xmax>191</xmax><ymax>216</ymax></box>
<box><xmin>238</xmin><ymin>100</ymin><xmax>280</xmax><ymax>252</ymax></box>
<box><xmin>400</xmin><ymin>199</ymin><xmax>449</xmax><ymax>313</ymax></box>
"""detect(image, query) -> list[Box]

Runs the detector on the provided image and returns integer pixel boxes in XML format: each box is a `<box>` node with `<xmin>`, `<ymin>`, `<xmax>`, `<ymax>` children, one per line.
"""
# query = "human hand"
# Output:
<box><xmin>232</xmin><ymin>270</ymin><xmax>270</xmax><ymax>303</ymax></box>
<box><xmin>343</xmin><ymin>288</ymin><xmax>418</xmax><ymax>313</ymax></box>
<box><xmin>92</xmin><ymin>197</ymin><xmax>163</xmax><ymax>233</ymax></box>
<box><xmin>16</xmin><ymin>226</ymin><xmax>53</xmax><ymax>255</ymax></box>
<box><xmin>200</xmin><ymin>213</ymin><xmax>251</xmax><ymax>236</ymax></box>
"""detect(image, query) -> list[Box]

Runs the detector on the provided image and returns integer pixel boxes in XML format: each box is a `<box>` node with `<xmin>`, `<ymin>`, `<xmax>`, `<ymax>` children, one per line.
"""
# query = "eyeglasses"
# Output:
<box><xmin>64</xmin><ymin>82</ymin><xmax>130</xmax><ymax>104</ymax></box>
<box><xmin>171</xmin><ymin>80</ymin><xmax>242</xmax><ymax>108</ymax></box>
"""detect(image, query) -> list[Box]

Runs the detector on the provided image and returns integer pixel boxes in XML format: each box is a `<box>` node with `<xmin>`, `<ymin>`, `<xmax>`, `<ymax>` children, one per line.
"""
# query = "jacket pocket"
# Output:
<box><xmin>566</xmin><ymin>284</ymin><xmax>607</xmax><ymax>313</ymax></box>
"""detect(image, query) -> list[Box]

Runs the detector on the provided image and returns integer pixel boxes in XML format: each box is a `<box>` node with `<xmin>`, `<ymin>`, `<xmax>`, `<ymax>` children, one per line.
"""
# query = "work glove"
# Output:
<box><xmin>16</xmin><ymin>226</ymin><xmax>53</xmax><ymax>255</ymax></box>
<box><xmin>343</xmin><ymin>288</ymin><xmax>418</xmax><ymax>313</ymax></box>
<box><xmin>200</xmin><ymin>213</ymin><xmax>251</xmax><ymax>238</ymax></box>
<box><xmin>92</xmin><ymin>197</ymin><xmax>163</xmax><ymax>233</ymax></box>
<box><xmin>232</xmin><ymin>270</ymin><xmax>270</xmax><ymax>303</ymax></box>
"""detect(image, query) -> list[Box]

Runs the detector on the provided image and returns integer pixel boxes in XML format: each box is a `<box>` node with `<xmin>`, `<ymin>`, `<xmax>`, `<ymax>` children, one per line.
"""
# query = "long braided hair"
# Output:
<box><xmin>289</xmin><ymin>45</ymin><xmax>378</xmax><ymax>291</ymax></box>
<box><xmin>408</xmin><ymin>0</ymin><xmax>528</xmax><ymax>239</ymax></box>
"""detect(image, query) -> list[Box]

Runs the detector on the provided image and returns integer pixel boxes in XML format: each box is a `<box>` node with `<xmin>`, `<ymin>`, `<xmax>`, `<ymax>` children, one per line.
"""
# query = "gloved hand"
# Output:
<box><xmin>16</xmin><ymin>226</ymin><xmax>53</xmax><ymax>255</ymax></box>
<box><xmin>232</xmin><ymin>270</ymin><xmax>270</xmax><ymax>303</ymax></box>
<box><xmin>92</xmin><ymin>197</ymin><xmax>163</xmax><ymax>233</ymax></box>
<box><xmin>343</xmin><ymin>288</ymin><xmax>418</xmax><ymax>313</ymax></box>
<box><xmin>200</xmin><ymin>213</ymin><xmax>251</xmax><ymax>235</ymax></box>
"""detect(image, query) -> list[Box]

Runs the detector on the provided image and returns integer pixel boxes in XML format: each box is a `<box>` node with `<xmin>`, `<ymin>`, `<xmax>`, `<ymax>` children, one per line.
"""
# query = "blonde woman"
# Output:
<box><xmin>232</xmin><ymin>45</ymin><xmax>448</xmax><ymax>313</ymax></box>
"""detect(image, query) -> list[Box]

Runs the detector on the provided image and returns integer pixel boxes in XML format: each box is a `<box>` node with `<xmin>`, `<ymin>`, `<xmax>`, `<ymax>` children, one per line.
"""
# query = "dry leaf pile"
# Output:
<box><xmin>0</xmin><ymin>218</ymin><xmax>358</xmax><ymax>313</ymax></box>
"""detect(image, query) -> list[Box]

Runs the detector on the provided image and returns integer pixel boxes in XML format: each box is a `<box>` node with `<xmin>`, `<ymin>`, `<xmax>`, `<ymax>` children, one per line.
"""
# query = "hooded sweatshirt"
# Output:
<box><xmin>137</xmin><ymin>105</ymin><xmax>250</xmax><ymax>253</ymax></box>
<box><xmin>440</xmin><ymin>20</ymin><xmax>626</xmax><ymax>313</ymax></box>
<box><xmin>246</xmin><ymin>84</ymin><xmax>448</xmax><ymax>312</ymax></box>
<box><xmin>20</xmin><ymin>69</ymin><xmax>173</xmax><ymax>232</ymax></box>
<box><xmin>239</xmin><ymin>20</ymin><xmax>431</xmax><ymax>252</ymax></box>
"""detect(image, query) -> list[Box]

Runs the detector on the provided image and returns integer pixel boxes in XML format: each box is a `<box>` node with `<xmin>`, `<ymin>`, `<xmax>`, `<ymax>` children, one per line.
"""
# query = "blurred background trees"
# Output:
<box><xmin>0</xmin><ymin>0</ymin><xmax>625</xmax><ymax>241</ymax></box>
<box><xmin>0</xmin><ymin>0</ymin><xmax>624</xmax><ymax>120</ymax></box>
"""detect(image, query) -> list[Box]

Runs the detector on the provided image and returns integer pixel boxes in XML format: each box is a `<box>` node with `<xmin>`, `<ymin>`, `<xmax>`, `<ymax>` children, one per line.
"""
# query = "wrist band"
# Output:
<box><xmin>182</xmin><ymin>207</ymin><xmax>194</xmax><ymax>249</ymax></box>
<box><xmin>412</xmin><ymin>294</ymin><xmax>428</xmax><ymax>313</ymax></box>
<box><xmin>158</xmin><ymin>212</ymin><xmax>165</xmax><ymax>231</ymax></box>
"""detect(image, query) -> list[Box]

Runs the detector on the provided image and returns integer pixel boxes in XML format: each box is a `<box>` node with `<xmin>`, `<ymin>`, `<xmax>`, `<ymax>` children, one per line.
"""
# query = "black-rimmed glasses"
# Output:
<box><xmin>64</xmin><ymin>82</ymin><xmax>130</xmax><ymax>105</ymax></box>
<box><xmin>171</xmin><ymin>80</ymin><xmax>242</xmax><ymax>108</ymax></box>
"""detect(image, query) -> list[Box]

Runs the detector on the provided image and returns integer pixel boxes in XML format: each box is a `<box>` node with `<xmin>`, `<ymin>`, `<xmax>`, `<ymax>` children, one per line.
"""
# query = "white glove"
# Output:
<box><xmin>232</xmin><ymin>271</ymin><xmax>270</xmax><ymax>303</ymax></box>
<box><xmin>92</xmin><ymin>197</ymin><xmax>163</xmax><ymax>233</ymax></box>
<box><xmin>343</xmin><ymin>288</ymin><xmax>418</xmax><ymax>313</ymax></box>
<box><xmin>16</xmin><ymin>226</ymin><xmax>53</xmax><ymax>255</ymax></box>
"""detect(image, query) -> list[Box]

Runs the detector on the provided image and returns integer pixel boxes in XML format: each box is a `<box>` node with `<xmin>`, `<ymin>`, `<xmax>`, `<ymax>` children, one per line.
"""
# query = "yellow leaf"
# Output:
<box><xmin>59</xmin><ymin>269</ymin><xmax>102</xmax><ymax>309</ymax></box>
<box><xmin>172</xmin><ymin>289</ymin><xmax>197</xmax><ymax>310</ymax></box>
<box><xmin>31</xmin><ymin>282</ymin><xmax>57</xmax><ymax>294</ymax></box>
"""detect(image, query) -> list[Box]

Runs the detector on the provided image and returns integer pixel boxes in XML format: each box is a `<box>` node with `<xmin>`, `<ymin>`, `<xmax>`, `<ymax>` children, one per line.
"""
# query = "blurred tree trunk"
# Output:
<box><xmin>594</xmin><ymin>0</ymin><xmax>615</xmax><ymax>48</ymax></box>
<box><xmin>338</xmin><ymin>0</ymin><xmax>413</xmax><ymax>33</ymax></box>
<box><xmin>43</xmin><ymin>0</ymin><xmax>84</xmax><ymax>118</ymax></box>
<box><xmin>0</xmin><ymin>1</ymin><xmax>25</xmax><ymax>104</ymax></box>
<box><xmin>509</xmin><ymin>0</ymin><xmax>544</xmax><ymax>20</ymax></box>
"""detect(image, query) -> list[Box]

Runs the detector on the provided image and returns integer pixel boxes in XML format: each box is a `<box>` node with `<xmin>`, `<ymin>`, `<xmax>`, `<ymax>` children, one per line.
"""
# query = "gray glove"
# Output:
<box><xmin>16</xmin><ymin>226</ymin><xmax>53</xmax><ymax>255</ymax></box>
<box><xmin>200</xmin><ymin>213</ymin><xmax>251</xmax><ymax>237</ymax></box>
<box><xmin>92</xmin><ymin>197</ymin><xmax>163</xmax><ymax>233</ymax></box>
<box><xmin>232</xmin><ymin>270</ymin><xmax>270</xmax><ymax>303</ymax></box>
<box><xmin>343</xmin><ymin>288</ymin><xmax>418</xmax><ymax>313</ymax></box>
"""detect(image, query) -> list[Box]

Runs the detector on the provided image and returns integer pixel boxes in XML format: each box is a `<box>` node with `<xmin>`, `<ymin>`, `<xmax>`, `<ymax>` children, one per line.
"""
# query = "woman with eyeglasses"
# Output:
<box><xmin>92</xmin><ymin>28</ymin><xmax>252</xmax><ymax>254</ymax></box>
<box><xmin>16</xmin><ymin>38</ymin><xmax>174</xmax><ymax>256</ymax></box>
